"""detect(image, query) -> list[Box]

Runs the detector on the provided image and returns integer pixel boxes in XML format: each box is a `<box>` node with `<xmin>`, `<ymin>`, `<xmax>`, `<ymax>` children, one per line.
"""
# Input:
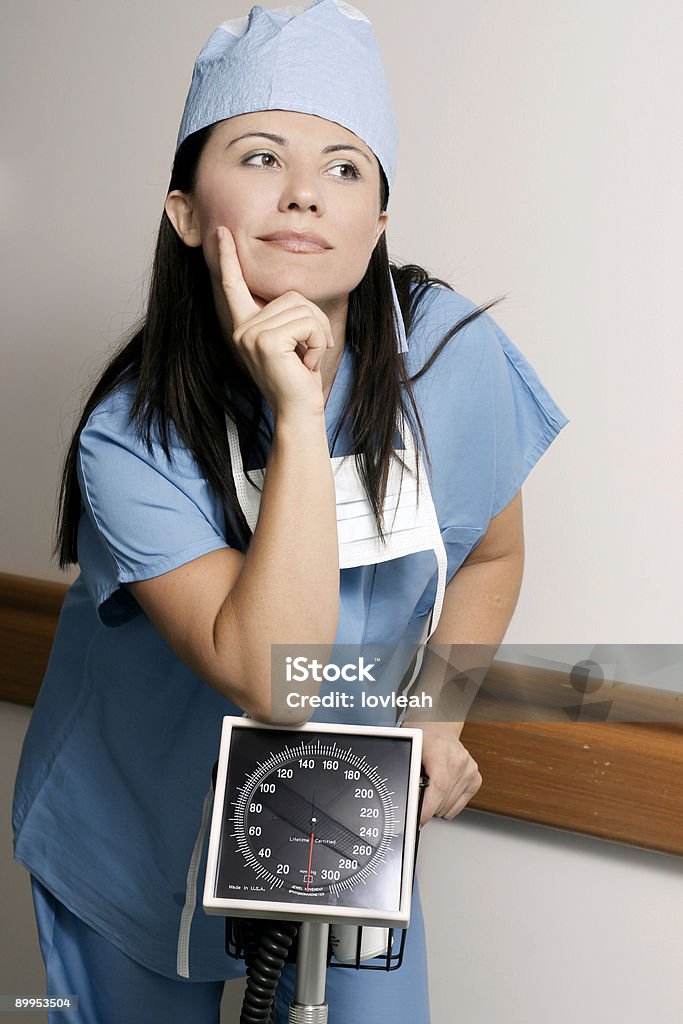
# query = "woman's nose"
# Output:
<box><xmin>278</xmin><ymin>172</ymin><xmax>323</xmax><ymax>213</ymax></box>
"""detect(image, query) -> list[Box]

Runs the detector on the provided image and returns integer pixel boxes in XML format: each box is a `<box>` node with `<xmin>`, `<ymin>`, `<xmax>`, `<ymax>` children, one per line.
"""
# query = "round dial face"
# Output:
<box><xmin>215</xmin><ymin>727</ymin><xmax>413</xmax><ymax>913</ymax></box>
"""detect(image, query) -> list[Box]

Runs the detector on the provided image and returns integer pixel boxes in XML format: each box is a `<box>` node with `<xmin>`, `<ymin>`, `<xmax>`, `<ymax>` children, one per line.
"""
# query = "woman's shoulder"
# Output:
<box><xmin>87</xmin><ymin>376</ymin><xmax>152</xmax><ymax>420</ymax></box>
<box><xmin>409</xmin><ymin>280</ymin><xmax>481</xmax><ymax>322</ymax></box>
<box><xmin>77</xmin><ymin>379</ymin><xmax>192</xmax><ymax>482</ymax></box>
<box><xmin>80</xmin><ymin>379</ymin><xmax>139</xmax><ymax>438</ymax></box>
<box><xmin>80</xmin><ymin>380</ymin><xmax>184</xmax><ymax>450</ymax></box>
<box><xmin>405</xmin><ymin>281</ymin><xmax>492</xmax><ymax>372</ymax></box>
<box><xmin>407</xmin><ymin>281</ymin><xmax>570</xmax><ymax>449</ymax></box>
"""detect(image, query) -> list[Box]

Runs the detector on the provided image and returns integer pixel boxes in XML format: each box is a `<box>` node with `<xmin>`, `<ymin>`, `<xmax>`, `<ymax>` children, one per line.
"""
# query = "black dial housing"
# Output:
<box><xmin>215</xmin><ymin>727</ymin><xmax>412</xmax><ymax>914</ymax></box>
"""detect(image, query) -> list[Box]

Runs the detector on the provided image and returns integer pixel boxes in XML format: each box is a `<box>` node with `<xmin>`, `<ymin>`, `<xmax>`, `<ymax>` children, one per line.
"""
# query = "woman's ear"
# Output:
<box><xmin>164</xmin><ymin>190</ymin><xmax>202</xmax><ymax>248</ymax></box>
<box><xmin>374</xmin><ymin>210</ymin><xmax>389</xmax><ymax>247</ymax></box>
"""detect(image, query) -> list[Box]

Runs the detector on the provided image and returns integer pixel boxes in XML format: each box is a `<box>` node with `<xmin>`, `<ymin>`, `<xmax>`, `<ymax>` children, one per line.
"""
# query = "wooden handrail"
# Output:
<box><xmin>2</xmin><ymin>571</ymin><xmax>681</xmax><ymax>857</ymax></box>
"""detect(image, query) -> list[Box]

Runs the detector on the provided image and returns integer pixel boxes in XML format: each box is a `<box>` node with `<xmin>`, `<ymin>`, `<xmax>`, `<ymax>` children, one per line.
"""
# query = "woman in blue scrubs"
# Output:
<box><xmin>13</xmin><ymin>2</ymin><xmax>569</xmax><ymax>1021</ymax></box>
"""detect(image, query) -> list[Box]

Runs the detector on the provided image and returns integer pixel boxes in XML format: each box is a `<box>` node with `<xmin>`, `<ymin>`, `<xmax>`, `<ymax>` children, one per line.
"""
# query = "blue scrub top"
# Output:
<box><xmin>12</xmin><ymin>284</ymin><xmax>569</xmax><ymax>981</ymax></box>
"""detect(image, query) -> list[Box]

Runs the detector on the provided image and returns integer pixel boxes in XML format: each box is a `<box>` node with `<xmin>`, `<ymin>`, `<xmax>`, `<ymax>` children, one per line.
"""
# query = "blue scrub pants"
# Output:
<box><xmin>31</xmin><ymin>876</ymin><xmax>431</xmax><ymax>1023</ymax></box>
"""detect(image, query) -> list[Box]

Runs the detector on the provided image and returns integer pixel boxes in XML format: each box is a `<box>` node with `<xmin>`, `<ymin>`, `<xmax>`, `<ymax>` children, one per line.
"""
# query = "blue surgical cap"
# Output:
<box><xmin>176</xmin><ymin>0</ymin><xmax>398</xmax><ymax>194</ymax></box>
<box><xmin>175</xmin><ymin>0</ymin><xmax>406</xmax><ymax>350</ymax></box>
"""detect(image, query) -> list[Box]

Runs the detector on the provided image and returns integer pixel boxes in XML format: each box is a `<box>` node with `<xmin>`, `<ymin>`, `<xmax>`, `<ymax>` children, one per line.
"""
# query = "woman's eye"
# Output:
<box><xmin>329</xmin><ymin>161</ymin><xmax>361</xmax><ymax>180</ymax></box>
<box><xmin>242</xmin><ymin>151</ymin><xmax>278</xmax><ymax>169</ymax></box>
<box><xmin>241</xmin><ymin>153</ymin><xmax>360</xmax><ymax>180</ymax></box>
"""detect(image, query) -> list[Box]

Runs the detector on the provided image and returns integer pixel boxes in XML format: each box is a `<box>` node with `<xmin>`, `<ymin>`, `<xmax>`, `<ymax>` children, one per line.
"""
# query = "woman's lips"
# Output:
<box><xmin>259</xmin><ymin>238</ymin><xmax>330</xmax><ymax>253</ymax></box>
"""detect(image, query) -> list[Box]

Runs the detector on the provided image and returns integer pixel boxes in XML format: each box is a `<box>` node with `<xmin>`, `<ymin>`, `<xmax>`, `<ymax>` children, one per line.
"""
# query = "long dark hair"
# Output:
<box><xmin>55</xmin><ymin>123</ymin><xmax>505</xmax><ymax>567</ymax></box>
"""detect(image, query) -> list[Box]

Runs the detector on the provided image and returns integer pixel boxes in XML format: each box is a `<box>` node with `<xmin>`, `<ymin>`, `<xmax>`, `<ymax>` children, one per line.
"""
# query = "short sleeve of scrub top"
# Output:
<box><xmin>481</xmin><ymin>310</ymin><xmax>568</xmax><ymax>521</ymax></box>
<box><xmin>76</xmin><ymin>382</ymin><xmax>232</xmax><ymax>626</ymax></box>
<box><xmin>391</xmin><ymin>285</ymin><xmax>569</xmax><ymax>623</ymax></box>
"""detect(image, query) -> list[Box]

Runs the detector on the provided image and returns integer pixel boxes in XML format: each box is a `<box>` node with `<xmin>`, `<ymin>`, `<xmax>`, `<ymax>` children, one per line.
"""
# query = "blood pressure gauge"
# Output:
<box><xmin>203</xmin><ymin>716</ymin><xmax>424</xmax><ymax>929</ymax></box>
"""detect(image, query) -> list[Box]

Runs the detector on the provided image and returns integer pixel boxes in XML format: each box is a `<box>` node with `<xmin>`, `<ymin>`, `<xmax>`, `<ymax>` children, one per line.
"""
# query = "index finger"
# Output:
<box><xmin>216</xmin><ymin>226</ymin><xmax>261</xmax><ymax>327</ymax></box>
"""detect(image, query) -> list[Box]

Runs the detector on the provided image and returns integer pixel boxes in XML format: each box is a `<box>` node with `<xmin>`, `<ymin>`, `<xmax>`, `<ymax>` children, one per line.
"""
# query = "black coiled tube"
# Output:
<box><xmin>239</xmin><ymin>919</ymin><xmax>299</xmax><ymax>1024</ymax></box>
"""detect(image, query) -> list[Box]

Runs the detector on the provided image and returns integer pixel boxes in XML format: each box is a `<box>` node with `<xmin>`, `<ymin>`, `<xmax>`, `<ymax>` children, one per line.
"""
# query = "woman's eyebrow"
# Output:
<box><xmin>225</xmin><ymin>131</ymin><xmax>372</xmax><ymax>165</ymax></box>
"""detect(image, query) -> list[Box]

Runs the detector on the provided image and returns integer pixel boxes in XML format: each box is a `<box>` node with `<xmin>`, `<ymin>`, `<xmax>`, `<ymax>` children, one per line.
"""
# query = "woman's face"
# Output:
<box><xmin>165</xmin><ymin>109</ymin><xmax>388</xmax><ymax>332</ymax></box>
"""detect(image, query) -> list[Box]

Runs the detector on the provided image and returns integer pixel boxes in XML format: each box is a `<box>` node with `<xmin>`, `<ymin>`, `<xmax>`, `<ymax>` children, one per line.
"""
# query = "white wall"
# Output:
<box><xmin>3</xmin><ymin>1</ymin><xmax>682</xmax><ymax>1021</ymax></box>
<box><xmin>3</xmin><ymin>0</ymin><xmax>682</xmax><ymax>643</ymax></box>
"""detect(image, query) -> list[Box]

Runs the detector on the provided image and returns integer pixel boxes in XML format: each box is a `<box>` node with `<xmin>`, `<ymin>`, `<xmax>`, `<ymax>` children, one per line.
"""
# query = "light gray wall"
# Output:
<box><xmin>3</xmin><ymin>1</ymin><xmax>682</xmax><ymax>1021</ymax></box>
<box><xmin>2</xmin><ymin>0</ymin><xmax>682</xmax><ymax>643</ymax></box>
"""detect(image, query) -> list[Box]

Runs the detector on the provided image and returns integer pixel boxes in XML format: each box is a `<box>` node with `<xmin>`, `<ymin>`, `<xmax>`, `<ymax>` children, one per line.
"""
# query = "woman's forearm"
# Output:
<box><xmin>402</xmin><ymin>553</ymin><xmax>525</xmax><ymax>732</ymax></box>
<box><xmin>432</xmin><ymin>552</ymin><xmax>524</xmax><ymax>645</ymax></box>
<box><xmin>218</xmin><ymin>412</ymin><xmax>340</xmax><ymax>719</ymax></box>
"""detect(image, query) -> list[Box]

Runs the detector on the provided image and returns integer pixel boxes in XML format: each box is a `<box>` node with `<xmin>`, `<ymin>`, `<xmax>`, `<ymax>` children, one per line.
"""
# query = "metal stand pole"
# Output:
<box><xmin>288</xmin><ymin>922</ymin><xmax>330</xmax><ymax>1023</ymax></box>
